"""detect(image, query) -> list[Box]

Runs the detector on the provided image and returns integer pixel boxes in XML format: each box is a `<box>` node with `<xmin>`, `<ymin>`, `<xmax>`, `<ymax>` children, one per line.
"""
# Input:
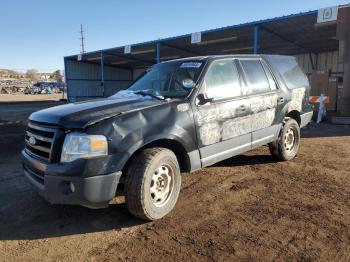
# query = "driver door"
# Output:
<box><xmin>193</xmin><ymin>59</ymin><xmax>251</xmax><ymax>167</ymax></box>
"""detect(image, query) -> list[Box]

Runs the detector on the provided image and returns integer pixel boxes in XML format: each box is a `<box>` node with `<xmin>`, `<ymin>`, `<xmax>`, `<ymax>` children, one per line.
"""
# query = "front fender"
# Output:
<box><xmin>108</xmin><ymin>132</ymin><xmax>195</xmax><ymax>173</ymax></box>
<box><xmin>86</xmin><ymin>100</ymin><xmax>198</xmax><ymax>173</ymax></box>
<box><xmin>130</xmin><ymin>133</ymin><xmax>193</xmax><ymax>156</ymax></box>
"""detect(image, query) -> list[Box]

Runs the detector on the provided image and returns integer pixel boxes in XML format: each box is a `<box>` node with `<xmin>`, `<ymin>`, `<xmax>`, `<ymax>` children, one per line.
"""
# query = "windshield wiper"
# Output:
<box><xmin>134</xmin><ymin>90</ymin><xmax>165</xmax><ymax>100</ymax></box>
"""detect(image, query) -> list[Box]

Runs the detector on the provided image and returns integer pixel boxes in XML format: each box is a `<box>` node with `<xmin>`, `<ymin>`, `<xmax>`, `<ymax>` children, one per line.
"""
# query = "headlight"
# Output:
<box><xmin>61</xmin><ymin>133</ymin><xmax>108</xmax><ymax>163</ymax></box>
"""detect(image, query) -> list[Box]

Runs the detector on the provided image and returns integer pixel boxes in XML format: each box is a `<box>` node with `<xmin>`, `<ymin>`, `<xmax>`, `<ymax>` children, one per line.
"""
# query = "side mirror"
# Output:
<box><xmin>182</xmin><ymin>78</ymin><xmax>195</xmax><ymax>89</ymax></box>
<box><xmin>196</xmin><ymin>93</ymin><xmax>213</xmax><ymax>105</ymax></box>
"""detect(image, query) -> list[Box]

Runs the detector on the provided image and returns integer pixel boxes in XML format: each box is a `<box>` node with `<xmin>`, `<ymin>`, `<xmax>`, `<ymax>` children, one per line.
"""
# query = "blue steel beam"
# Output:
<box><xmin>100</xmin><ymin>51</ymin><xmax>105</xmax><ymax>97</ymax></box>
<box><xmin>63</xmin><ymin>57</ymin><xmax>70</xmax><ymax>102</ymax></box>
<box><xmin>156</xmin><ymin>42</ymin><xmax>161</xmax><ymax>63</ymax></box>
<box><xmin>253</xmin><ymin>24</ymin><xmax>260</xmax><ymax>54</ymax></box>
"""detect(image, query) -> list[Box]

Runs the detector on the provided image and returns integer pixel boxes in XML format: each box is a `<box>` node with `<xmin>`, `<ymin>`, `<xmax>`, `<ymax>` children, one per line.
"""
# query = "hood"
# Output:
<box><xmin>29</xmin><ymin>97</ymin><xmax>164</xmax><ymax>129</ymax></box>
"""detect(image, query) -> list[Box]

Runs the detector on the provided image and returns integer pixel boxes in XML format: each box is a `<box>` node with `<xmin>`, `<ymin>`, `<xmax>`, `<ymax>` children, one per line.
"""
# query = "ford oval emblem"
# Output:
<box><xmin>28</xmin><ymin>136</ymin><xmax>36</xmax><ymax>146</ymax></box>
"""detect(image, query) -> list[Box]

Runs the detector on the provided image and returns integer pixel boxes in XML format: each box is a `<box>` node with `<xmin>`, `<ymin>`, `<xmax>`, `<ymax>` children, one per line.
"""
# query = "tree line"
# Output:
<box><xmin>0</xmin><ymin>69</ymin><xmax>64</xmax><ymax>82</ymax></box>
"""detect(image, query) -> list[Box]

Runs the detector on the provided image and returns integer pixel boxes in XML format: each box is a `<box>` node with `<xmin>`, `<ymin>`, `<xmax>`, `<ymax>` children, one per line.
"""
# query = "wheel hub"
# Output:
<box><xmin>150</xmin><ymin>164</ymin><xmax>174</xmax><ymax>207</ymax></box>
<box><xmin>284</xmin><ymin>128</ymin><xmax>295</xmax><ymax>151</ymax></box>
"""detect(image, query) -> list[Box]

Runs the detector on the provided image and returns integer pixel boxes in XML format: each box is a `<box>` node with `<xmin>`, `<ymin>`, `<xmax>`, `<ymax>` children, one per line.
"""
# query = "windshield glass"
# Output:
<box><xmin>125</xmin><ymin>61</ymin><xmax>204</xmax><ymax>98</ymax></box>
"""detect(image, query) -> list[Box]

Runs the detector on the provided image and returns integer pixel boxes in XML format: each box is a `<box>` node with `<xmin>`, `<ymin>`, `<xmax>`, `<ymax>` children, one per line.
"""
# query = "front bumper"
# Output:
<box><xmin>300</xmin><ymin>111</ymin><xmax>313</xmax><ymax>128</ymax></box>
<box><xmin>22</xmin><ymin>150</ymin><xmax>121</xmax><ymax>208</ymax></box>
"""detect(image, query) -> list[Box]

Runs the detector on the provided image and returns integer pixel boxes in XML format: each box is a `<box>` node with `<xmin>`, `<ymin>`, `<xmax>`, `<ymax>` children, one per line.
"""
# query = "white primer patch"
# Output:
<box><xmin>288</xmin><ymin>88</ymin><xmax>305</xmax><ymax>112</ymax></box>
<box><xmin>250</xmin><ymin>94</ymin><xmax>278</xmax><ymax>113</ymax></box>
<box><xmin>217</xmin><ymin>101</ymin><xmax>239</xmax><ymax>120</ymax></box>
<box><xmin>195</xmin><ymin>94</ymin><xmax>279</xmax><ymax>146</ymax></box>
<box><xmin>199</xmin><ymin>122</ymin><xmax>221</xmax><ymax>146</ymax></box>
<box><xmin>251</xmin><ymin>109</ymin><xmax>275</xmax><ymax>131</ymax></box>
<box><xmin>194</xmin><ymin>107</ymin><xmax>219</xmax><ymax>126</ymax></box>
<box><xmin>222</xmin><ymin>115</ymin><xmax>251</xmax><ymax>140</ymax></box>
<box><xmin>177</xmin><ymin>103</ymin><xmax>189</xmax><ymax>112</ymax></box>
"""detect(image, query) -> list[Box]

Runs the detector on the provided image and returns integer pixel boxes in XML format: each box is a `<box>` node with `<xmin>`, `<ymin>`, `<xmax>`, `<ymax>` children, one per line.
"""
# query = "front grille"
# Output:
<box><xmin>25</xmin><ymin>121</ymin><xmax>57</xmax><ymax>162</ymax></box>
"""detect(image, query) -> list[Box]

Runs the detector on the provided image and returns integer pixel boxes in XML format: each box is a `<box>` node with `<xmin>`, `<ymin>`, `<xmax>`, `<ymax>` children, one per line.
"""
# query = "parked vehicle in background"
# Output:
<box><xmin>34</xmin><ymin>81</ymin><xmax>65</xmax><ymax>88</ymax></box>
<box><xmin>22</xmin><ymin>55</ymin><xmax>313</xmax><ymax>220</ymax></box>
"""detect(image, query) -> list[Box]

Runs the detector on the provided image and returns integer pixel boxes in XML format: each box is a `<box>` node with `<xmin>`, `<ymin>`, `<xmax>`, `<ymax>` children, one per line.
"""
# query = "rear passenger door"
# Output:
<box><xmin>239</xmin><ymin>58</ymin><xmax>280</xmax><ymax>148</ymax></box>
<box><xmin>193</xmin><ymin>59</ymin><xmax>251</xmax><ymax>167</ymax></box>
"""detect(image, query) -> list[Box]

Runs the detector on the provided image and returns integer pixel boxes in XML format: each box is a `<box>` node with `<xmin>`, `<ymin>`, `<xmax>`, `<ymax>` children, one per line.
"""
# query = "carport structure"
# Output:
<box><xmin>64</xmin><ymin>4</ymin><xmax>350</xmax><ymax>115</ymax></box>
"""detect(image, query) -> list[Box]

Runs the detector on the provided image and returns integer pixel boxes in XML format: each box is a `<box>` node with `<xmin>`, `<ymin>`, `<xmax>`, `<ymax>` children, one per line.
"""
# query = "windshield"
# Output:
<box><xmin>126</xmin><ymin>61</ymin><xmax>204</xmax><ymax>98</ymax></box>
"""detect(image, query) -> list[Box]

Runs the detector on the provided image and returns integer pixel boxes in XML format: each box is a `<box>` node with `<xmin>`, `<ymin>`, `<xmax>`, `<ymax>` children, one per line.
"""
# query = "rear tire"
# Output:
<box><xmin>269</xmin><ymin>118</ymin><xmax>300</xmax><ymax>161</ymax></box>
<box><xmin>124</xmin><ymin>147</ymin><xmax>181</xmax><ymax>220</ymax></box>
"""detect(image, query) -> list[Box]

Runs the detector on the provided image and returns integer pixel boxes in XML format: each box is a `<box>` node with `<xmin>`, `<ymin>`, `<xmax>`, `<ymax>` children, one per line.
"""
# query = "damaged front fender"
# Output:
<box><xmin>85</xmin><ymin>100</ymin><xmax>198</xmax><ymax>172</ymax></box>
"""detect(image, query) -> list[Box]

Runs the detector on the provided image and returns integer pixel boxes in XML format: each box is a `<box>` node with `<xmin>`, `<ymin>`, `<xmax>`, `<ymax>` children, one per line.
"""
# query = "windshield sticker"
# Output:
<box><xmin>180</xmin><ymin>62</ymin><xmax>202</xmax><ymax>68</ymax></box>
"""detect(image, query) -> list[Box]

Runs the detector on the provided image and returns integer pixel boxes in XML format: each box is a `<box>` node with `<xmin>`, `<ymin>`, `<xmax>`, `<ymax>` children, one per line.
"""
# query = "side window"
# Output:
<box><xmin>203</xmin><ymin>59</ymin><xmax>241</xmax><ymax>100</ymax></box>
<box><xmin>240</xmin><ymin>60</ymin><xmax>271</xmax><ymax>95</ymax></box>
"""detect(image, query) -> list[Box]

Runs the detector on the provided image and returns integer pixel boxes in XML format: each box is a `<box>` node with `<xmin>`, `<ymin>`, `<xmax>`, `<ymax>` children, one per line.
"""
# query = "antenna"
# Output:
<box><xmin>80</xmin><ymin>24</ymin><xmax>85</xmax><ymax>54</ymax></box>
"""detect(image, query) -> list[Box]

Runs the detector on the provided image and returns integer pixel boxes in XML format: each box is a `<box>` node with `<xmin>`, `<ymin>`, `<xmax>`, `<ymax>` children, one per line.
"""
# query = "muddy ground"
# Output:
<box><xmin>0</xmin><ymin>101</ymin><xmax>349</xmax><ymax>261</ymax></box>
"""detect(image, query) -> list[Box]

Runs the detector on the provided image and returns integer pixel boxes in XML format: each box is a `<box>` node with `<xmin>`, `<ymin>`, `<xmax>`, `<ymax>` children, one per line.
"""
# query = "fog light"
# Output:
<box><xmin>69</xmin><ymin>182</ymin><xmax>75</xmax><ymax>193</ymax></box>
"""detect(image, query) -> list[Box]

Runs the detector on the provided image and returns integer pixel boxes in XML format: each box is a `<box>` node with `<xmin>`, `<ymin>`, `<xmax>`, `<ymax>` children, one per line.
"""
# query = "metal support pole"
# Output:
<box><xmin>337</xmin><ymin>7</ymin><xmax>350</xmax><ymax>115</ymax></box>
<box><xmin>156</xmin><ymin>42</ymin><xmax>161</xmax><ymax>63</ymax></box>
<box><xmin>253</xmin><ymin>24</ymin><xmax>260</xmax><ymax>54</ymax></box>
<box><xmin>63</xmin><ymin>57</ymin><xmax>70</xmax><ymax>102</ymax></box>
<box><xmin>100</xmin><ymin>51</ymin><xmax>105</xmax><ymax>97</ymax></box>
<box><xmin>309</xmin><ymin>53</ymin><xmax>316</xmax><ymax>70</ymax></box>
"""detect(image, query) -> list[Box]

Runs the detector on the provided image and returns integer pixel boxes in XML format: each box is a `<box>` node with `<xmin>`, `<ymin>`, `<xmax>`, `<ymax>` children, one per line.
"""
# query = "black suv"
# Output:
<box><xmin>22</xmin><ymin>55</ymin><xmax>313</xmax><ymax>220</ymax></box>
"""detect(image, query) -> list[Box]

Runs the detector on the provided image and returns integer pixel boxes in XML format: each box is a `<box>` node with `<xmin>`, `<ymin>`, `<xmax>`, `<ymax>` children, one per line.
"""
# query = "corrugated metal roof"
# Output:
<box><xmin>65</xmin><ymin>6</ymin><xmax>345</xmax><ymax>69</ymax></box>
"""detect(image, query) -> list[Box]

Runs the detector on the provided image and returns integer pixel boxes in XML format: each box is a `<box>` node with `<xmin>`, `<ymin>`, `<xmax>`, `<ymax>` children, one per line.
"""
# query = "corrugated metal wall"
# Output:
<box><xmin>66</xmin><ymin>51</ymin><xmax>343</xmax><ymax>102</ymax></box>
<box><xmin>295</xmin><ymin>51</ymin><xmax>344</xmax><ymax>76</ymax></box>
<box><xmin>295</xmin><ymin>50</ymin><xmax>343</xmax><ymax>112</ymax></box>
<box><xmin>133</xmin><ymin>52</ymin><xmax>344</xmax><ymax>82</ymax></box>
<box><xmin>65</xmin><ymin>59</ymin><xmax>133</xmax><ymax>102</ymax></box>
<box><xmin>133</xmin><ymin>68</ymin><xmax>148</xmax><ymax>81</ymax></box>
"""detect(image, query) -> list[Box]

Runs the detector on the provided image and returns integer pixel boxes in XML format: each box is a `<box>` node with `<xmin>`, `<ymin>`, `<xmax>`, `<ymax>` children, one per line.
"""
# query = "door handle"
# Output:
<box><xmin>278</xmin><ymin>97</ymin><xmax>285</xmax><ymax>104</ymax></box>
<box><xmin>237</xmin><ymin>105</ymin><xmax>246</xmax><ymax>112</ymax></box>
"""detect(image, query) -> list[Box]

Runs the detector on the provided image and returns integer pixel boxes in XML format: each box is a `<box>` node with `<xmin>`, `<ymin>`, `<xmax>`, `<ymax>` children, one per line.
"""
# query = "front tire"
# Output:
<box><xmin>269</xmin><ymin>118</ymin><xmax>300</xmax><ymax>161</ymax></box>
<box><xmin>124</xmin><ymin>147</ymin><xmax>181</xmax><ymax>220</ymax></box>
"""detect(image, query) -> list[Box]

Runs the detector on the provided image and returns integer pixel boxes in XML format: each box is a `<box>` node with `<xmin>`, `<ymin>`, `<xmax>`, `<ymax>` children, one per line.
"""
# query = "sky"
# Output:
<box><xmin>1</xmin><ymin>0</ymin><xmax>349</xmax><ymax>72</ymax></box>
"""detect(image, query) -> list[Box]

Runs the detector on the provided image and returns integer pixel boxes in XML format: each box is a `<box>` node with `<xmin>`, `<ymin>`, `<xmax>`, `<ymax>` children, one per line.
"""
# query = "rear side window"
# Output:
<box><xmin>264</xmin><ymin>56</ymin><xmax>309</xmax><ymax>89</ymax></box>
<box><xmin>203</xmin><ymin>59</ymin><xmax>241</xmax><ymax>100</ymax></box>
<box><xmin>240</xmin><ymin>60</ymin><xmax>271</xmax><ymax>95</ymax></box>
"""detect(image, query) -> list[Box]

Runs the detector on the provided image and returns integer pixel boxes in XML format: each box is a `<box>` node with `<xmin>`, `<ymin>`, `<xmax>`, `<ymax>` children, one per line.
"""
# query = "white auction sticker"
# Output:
<box><xmin>180</xmin><ymin>62</ymin><xmax>202</xmax><ymax>68</ymax></box>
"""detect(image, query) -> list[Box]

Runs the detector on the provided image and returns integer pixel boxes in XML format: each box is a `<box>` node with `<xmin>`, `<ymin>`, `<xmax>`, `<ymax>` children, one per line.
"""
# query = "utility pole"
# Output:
<box><xmin>80</xmin><ymin>24</ymin><xmax>85</xmax><ymax>54</ymax></box>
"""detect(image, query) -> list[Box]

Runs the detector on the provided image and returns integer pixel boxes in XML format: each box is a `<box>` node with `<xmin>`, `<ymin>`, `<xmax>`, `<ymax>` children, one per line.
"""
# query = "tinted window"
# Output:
<box><xmin>264</xmin><ymin>56</ymin><xmax>309</xmax><ymax>89</ymax></box>
<box><xmin>203</xmin><ymin>60</ymin><xmax>241</xmax><ymax>100</ymax></box>
<box><xmin>241</xmin><ymin>60</ymin><xmax>271</xmax><ymax>94</ymax></box>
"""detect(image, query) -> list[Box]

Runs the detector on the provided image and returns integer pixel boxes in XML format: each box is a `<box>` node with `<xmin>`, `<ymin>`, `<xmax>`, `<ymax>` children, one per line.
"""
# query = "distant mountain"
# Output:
<box><xmin>0</xmin><ymin>69</ymin><xmax>26</xmax><ymax>79</ymax></box>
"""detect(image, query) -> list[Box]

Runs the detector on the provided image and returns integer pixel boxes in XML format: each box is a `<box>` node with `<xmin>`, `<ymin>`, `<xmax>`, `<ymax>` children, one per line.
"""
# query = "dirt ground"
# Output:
<box><xmin>0</xmin><ymin>93</ymin><xmax>65</xmax><ymax>102</ymax></box>
<box><xmin>0</xmin><ymin>101</ymin><xmax>349</xmax><ymax>261</ymax></box>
